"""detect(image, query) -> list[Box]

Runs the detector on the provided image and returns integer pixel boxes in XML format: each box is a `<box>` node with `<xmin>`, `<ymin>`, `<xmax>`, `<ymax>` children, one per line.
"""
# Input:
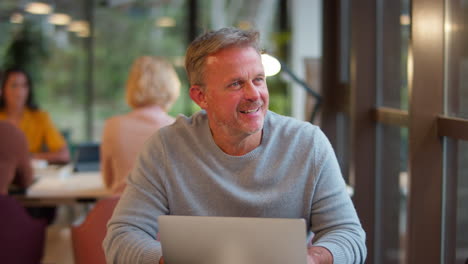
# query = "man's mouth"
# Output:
<box><xmin>240</xmin><ymin>107</ymin><xmax>260</xmax><ymax>114</ymax></box>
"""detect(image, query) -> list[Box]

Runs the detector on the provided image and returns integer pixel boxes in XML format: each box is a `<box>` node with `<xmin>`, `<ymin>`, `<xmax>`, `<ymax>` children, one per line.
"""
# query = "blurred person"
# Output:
<box><xmin>100</xmin><ymin>56</ymin><xmax>180</xmax><ymax>194</ymax></box>
<box><xmin>104</xmin><ymin>28</ymin><xmax>366</xmax><ymax>264</ymax></box>
<box><xmin>0</xmin><ymin>67</ymin><xmax>70</xmax><ymax>164</ymax></box>
<box><xmin>0</xmin><ymin>121</ymin><xmax>33</xmax><ymax>195</ymax></box>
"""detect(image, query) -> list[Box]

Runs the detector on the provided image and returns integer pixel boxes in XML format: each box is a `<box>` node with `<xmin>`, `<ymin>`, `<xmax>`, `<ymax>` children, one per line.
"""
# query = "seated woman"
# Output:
<box><xmin>0</xmin><ymin>121</ymin><xmax>33</xmax><ymax>195</ymax></box>
<box><xmin>0</xmin><ymin>68</ymin><xmax>70</xmax><ymax>164</ymax></box>
<box><xmin>101</xmin><ymin>56</ymin><xmax>180</xmax><ymax>194</ymax></box>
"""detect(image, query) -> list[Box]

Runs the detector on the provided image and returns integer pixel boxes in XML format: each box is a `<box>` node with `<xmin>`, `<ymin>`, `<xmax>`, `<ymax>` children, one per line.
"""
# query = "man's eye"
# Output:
<box><xmin>254</xmin><ymin>77</ymin><xmax>264</xmax><ymax>84</ymax></box>
<box><xmin>229</xmin><ymin>81</ymin><xmax>242</xmax><ymax>88</ymax></box>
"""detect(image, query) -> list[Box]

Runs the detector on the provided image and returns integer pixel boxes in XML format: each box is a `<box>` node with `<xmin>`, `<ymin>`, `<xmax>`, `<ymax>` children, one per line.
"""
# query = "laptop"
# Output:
<box><xmin>73</xmin><ymin>142</ymin><xmax>100</xmax><ymax>172</ymax></box>
<box><xmin>158</xmin><ymin>215</ymin><xmax>308</xmax><ymax>264</ymax></box>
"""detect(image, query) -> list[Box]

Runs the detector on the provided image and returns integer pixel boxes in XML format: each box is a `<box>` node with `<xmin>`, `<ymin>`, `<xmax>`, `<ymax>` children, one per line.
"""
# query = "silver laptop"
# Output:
<box><xmin>158</xmin><ymin>215</ymin><xmax>308</xmax><ymax>264</ymax></box>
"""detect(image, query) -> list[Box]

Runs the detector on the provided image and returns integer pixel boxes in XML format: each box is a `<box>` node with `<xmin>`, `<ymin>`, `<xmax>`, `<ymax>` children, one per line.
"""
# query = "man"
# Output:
<box><xmin>103</xmin><ymin>27</ymin><xmax>366</xmax><ymax>264</ymax></box>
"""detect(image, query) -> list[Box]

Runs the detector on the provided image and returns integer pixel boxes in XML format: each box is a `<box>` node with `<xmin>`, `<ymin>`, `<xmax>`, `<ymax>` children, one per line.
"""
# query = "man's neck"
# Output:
<box><xmin>211</xmin><ymin>130</ymin><xmax>262</xmax><ymax>156</ymax></box>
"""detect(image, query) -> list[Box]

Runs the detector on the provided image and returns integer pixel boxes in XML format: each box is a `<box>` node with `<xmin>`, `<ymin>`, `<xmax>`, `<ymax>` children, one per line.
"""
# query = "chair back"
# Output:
<box><xmin>0</xmin><ymin>195</ymin><xmax>46</xmax><ymax>264</ymax></box>
<box><xmin>71</xmin><ymin>196</ymin><xmax>120</xmax><ymax>264</ymax></box>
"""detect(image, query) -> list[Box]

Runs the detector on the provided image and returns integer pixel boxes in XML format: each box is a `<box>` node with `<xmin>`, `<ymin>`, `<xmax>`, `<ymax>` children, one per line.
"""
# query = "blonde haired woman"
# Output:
<box><xmin>101</xmin><ymin>56</ymin><xmax>180</xmax><ymax>194</ymax></box>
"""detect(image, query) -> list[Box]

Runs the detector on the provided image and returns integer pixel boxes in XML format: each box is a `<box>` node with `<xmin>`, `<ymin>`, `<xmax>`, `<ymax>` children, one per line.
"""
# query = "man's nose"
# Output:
<box><xmin>244</xmin><ymin>81</ymin><xmax>260</xmax><ymax>100</ymax></box>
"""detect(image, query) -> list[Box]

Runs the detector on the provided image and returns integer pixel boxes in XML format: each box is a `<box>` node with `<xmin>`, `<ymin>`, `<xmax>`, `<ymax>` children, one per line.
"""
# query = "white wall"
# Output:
<box><xmin>290</xmin><ymin>0</ymin><xmax>322</xmax><ymax>120</ymax></box>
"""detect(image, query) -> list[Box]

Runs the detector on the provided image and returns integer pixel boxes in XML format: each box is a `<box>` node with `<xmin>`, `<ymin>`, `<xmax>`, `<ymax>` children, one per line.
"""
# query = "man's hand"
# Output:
<box><xmin>159</xmin><ymin>256</ymin><xmax>164</xmax><ymax>264</ymax></box>
<box><xmin>307</xmin><ymin>246</ymin><xmax>333</xmax><ymax>264</ymax></box>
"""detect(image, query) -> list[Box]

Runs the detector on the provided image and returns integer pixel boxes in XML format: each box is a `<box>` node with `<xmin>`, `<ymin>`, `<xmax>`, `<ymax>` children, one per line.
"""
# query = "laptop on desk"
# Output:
<box><xmin>158</xmin><ymin>215</ymin><xmax>308</xmax><ymax>264</ymax></box>
<box><xmin>73</xmin><ymin>142</ymin><xmax>100</xmax><ymax>172</ymax></box>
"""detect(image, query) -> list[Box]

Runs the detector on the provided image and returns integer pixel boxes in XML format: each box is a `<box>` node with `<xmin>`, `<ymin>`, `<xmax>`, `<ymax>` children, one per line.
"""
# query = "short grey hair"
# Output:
<box><xmin>185</xmin><ymin>27</ymin><xmax>261</xmax><ymax>88</ymax></box>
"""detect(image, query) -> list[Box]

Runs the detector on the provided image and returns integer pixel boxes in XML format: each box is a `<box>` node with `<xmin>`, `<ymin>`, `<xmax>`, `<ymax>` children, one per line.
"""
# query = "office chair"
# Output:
<box><xmin>71</xmin><ymin>196</ymin><xmax>120</xmax><ymax>264</ymax></box>
<box><xmin>0</xmin><ymin>195</ymin><xmax>47</xmax><ymax>264</ymax></box>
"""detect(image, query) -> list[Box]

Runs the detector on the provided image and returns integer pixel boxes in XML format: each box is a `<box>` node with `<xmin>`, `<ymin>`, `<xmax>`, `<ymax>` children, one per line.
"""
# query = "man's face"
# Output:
<box><xmin>191</xmin><ymin>46</ymin><xmax>269</xmax><ymax>140</ymax></box>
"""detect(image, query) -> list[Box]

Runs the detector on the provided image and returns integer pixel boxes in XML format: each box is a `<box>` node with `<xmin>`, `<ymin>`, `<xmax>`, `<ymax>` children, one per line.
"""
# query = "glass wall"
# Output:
<box><xmin>326</xmin><ymin>0</ymin><xmax>468</xmax><ymax>262</ymax></box>
<box><xmin>337</xmin><ymin>0</ymin><xmax>351</xmax><ymax>182</ymax></box>
<box><xmin>455</xmin><ymin>142</ymin><xmax>468</xmax><ymax>263</ymax></box>
<box><xmin>0</xmin><ymin>1</ymin><xmax>89</xmax><ymax>143</ymax></box>
<box><xmin>93</xmin><ymin>0</ymin><xmax>192</xmax><ymax>141</ymax></box>
<box><xmin>377</xmin><ymin>0</ymin><xmax>411</xmax><ymax>111</ymax></box>
<box><xmin>444</xmin><ymin>1</ymin><xmax>468</xmax><ymax>263</ymax></box>
<box><xmin>375</xmin><ymin>125</ymin><xmax>408</xmax><ymax>264</ymax></box>
<box><xmin>444</xmin><ymin>140</ymin><xmax>468</xmax><ymax>264</ymax></box>
<box><xmin>1</xmin><ymin>1</ymin><xmax>193</xmax><ymax>143</ymax></box>
<box><xmin>0</xmin><ymin>0</ymin><xmax>293</xmax><ymax>147</ymax></box>
<box><xmin>374</xmin><ymin>0</ymin><xmax>411</xmax><ymax>263</ymax></box>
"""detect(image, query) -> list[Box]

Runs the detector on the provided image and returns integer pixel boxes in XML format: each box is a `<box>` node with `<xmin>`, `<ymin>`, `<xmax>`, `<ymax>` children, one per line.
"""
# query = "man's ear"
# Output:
<box><xmin>189</xmin><ymin>85</ymin><xmax>208</xmax><ymax>109</ymax></box>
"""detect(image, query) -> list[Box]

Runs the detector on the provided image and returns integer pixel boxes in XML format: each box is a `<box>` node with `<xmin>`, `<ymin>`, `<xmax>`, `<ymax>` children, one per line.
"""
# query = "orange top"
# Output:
<box><xmin>0</xmin><ymin>108</ymin><xmax>66</xmax><ymax>153</ymax></box>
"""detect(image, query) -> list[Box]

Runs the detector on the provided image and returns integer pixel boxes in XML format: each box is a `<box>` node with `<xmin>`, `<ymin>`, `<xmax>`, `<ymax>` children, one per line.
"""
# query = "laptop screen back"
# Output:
<box><xmin>73</xmin><ymin>143</ymin><xmax>100</xmax><ymax>172</ymax></box>
<box><xmin>158</xmin><ymin>215</ymin><xmax>308</xmax><ymax>264</ymax></box>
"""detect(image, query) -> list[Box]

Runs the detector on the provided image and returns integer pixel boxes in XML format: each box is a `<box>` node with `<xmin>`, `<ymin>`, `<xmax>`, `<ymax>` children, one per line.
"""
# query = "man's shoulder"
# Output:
<box><xmin>161</xmin><ymin>111</ymin><xmax>205</xmax><ymax>130</ymax></box>
<box><xmin>264</xmin><ymin>111</ymin><xmax>325</xmax><ymax>150</ymax></box>
<box><xmin>141</xmin><ymin>111</ymin><xmax>207</xmax><ymax>158</ymax></box>
<box><xmin>154</xmin><ymin>111</ymin><xmax>207</xmax><ymax>140</ymax></box>
<box><xmin>266</xmin><ymin>111</ymin><xmax>317</xmax><ymax>132</ymax></box>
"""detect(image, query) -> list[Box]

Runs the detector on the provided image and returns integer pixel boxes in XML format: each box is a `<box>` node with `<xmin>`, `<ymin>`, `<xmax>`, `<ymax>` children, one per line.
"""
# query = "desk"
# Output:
<box><xmin>15</xmin><ymin>166</ymin><xmax>111</xmax><ymax>206</ymax></box>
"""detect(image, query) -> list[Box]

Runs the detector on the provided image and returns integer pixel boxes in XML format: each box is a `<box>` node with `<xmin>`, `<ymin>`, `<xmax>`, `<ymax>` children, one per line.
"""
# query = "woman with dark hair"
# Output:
<box><xmin>0</xmin><ymin>67</ymin><xmax>70</xmax><ymax>164</ymax></box>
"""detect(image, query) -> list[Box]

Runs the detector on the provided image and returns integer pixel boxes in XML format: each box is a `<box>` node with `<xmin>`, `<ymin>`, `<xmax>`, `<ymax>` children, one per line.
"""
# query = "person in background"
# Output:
<box><xmin>100</xmin><ymin>56</ymin><xmax>180</xmax><ymax>194</ymax></box>
<box><xmin>104</xmin><ymin>28</ymin><xmax>366</xmax><ymax>264</ymax></box>
<box><xmin>0</xmin><ymin>121</ymin><xmax>33</xmax><ymax>195</ymax></box>
<box><xmin>0</xmin><ymin>67</ymin><xmax>70</xmax><ymax>164</ymax></box>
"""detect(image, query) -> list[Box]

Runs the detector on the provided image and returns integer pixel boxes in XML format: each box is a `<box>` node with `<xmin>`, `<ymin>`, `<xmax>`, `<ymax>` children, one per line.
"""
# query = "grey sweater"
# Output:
<box><xmin>103</xmin><ymin>111</ymin><xmax>366</xmax><ymax>264</ymax></box>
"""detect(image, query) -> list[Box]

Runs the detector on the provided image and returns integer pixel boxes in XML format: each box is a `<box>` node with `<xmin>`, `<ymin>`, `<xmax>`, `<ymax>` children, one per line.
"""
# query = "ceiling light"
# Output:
<box><xmin>25</xmin><ymin>2</ymin><xmax>52</xmax><ymax>15</ymax></box>
<box><xmin>77</xmin><ymin>29</ymin><xmax>90</xmax><ymax>38</ymax></box>
<box><xmin>261</xmin><ymin>54</ymin><xmax>281</xmax><ymax>77</ymax></box>
<box><xmin>68</xmin><ymin>20</ymin><xmax>88</xmax><ymax>32</ymax></box>
<box><xmin>49</xmin><ymin>13</ymin><xmax>71</xmax><ymax>25</ymax></box>
<box><xmin>10</xmin><ymin>13</ymin><xmax>24</xmax><ymax>24</ymax></box>
<box><xmin>68</xmin><ymin>20</ymin><xmax>90</xmax><ymax>37</ymax></box>
<box><xmin>155</xmin><ymin>17</ymin><xmax>176</xmax><ymax>27</ymax></box>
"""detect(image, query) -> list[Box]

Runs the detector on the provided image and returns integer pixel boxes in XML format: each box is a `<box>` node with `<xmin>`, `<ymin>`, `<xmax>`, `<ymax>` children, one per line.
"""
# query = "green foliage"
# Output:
<box><xmin>2</xmin><ymin>20</ymin><xmax>50</xmax><ymax>81</ymax></box>
<box><xmin>266</xmin><ymin>74</ymin><xmax>291</xmax><ymax>116</ymax></box>
<box><xmin>92</xmin><ymin>4</ymin><xmax>193</xmax><ymax>126</ymax></box>
<box><xmin>270</xmin><ymin>31</ymin><xmax>291</xmax><ymax>60</ymax></box>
